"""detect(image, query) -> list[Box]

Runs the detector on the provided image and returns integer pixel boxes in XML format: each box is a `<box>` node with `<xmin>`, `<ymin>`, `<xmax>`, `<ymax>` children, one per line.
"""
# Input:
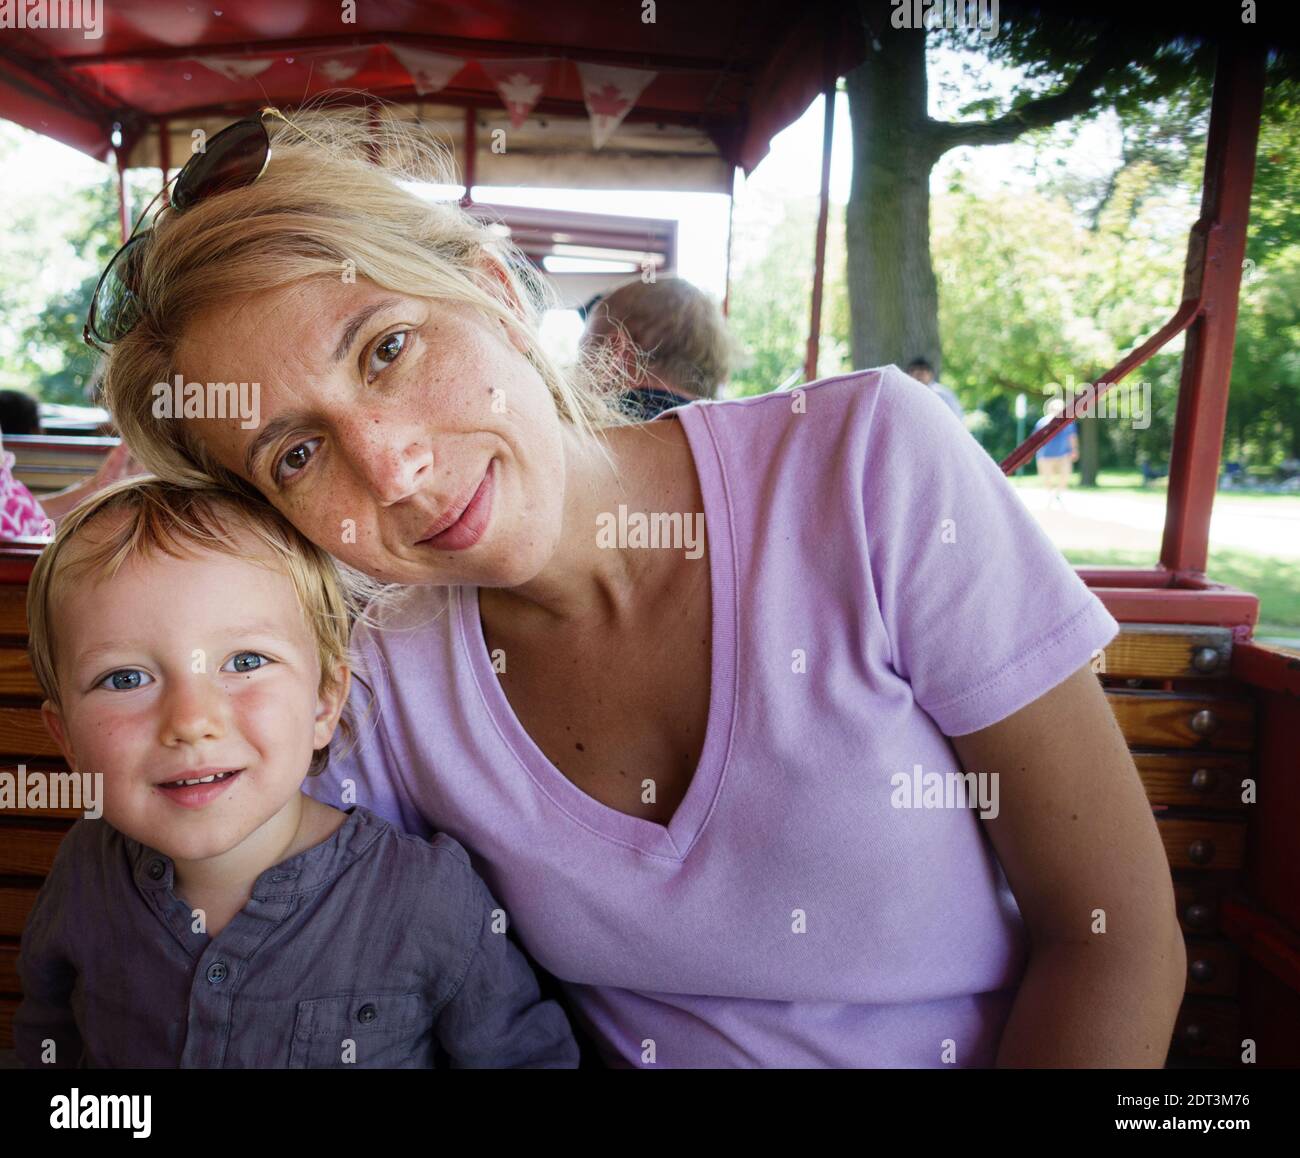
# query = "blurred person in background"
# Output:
<box><xmin>581</xmin><ymin>278</ymin><xmax>737</xmax><ymax>420</ymax></box>
<box><xmin>906</xmin><ymin>359</ymin><xmax>964</xmax><ymax>421</ymax></box>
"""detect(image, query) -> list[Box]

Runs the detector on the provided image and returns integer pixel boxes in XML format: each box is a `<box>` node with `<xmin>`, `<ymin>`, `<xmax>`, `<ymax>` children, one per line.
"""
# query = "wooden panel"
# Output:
<box><xmin>1184</xmin><ymin>938</ymin><xmax>1240</xmax><ymax>997</ymax></box>
<box><xmin>1159</xmin><ymin>818</ymin><xmax>1246</xmax><ymax>871</ymax></box>
<box><xmin>0</xmin><ymin>708</ymin><xmax>63</xmax><ymax>758</ymax></box>
<box><xmin>1102</xmin><ymin>623</ymin><xmax>1233</xmax><ymax>679</ymax></box>
<box><xmin>0</xmin><ymin>648</ymin><xmax>42</xmax><ymax>698</ymax></box>
<box><xmin>0</xmin><ymin>886</ymin><xmax>39</xmax><ymax>938</ymax></box>
<box><xmin>0</xmin><ymin>586</ymin><xmax>28</xmax><ymax>636</ymax></box>
<box><xmin>1171</xmin><ymin>998</ymin><xmax>1240</xmax><ymax>1061</ymax></box>
<box><xmin>0</xmin><ymin>824</ymin><xmax>73</xmax><ymax>877</ymax></box>
<box><xmin>0</xmin><ymin>943</ymin><xmax>19</xmax><ymax>994</ymax></box>
<box><xmin>1105</xmin><ymin>689</ymin><xmax>1254</xmax><ymax>751</ymax></box>
<box><xmin>0</xmin><ymin>998</ymin><xmax>13</xmax><ymax>1051</ymax></box>
<box><xmin>1133</xmin><ymin>751</ymin><xmax>1251</xmax><ymax>810</ymax></box>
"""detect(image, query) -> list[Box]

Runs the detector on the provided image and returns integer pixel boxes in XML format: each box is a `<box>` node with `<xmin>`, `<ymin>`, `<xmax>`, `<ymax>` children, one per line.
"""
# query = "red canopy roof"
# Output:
<box><xmin>0</xmin><ymin>0</ymin><xmax>866</xmax><ymax>189</ymax></box>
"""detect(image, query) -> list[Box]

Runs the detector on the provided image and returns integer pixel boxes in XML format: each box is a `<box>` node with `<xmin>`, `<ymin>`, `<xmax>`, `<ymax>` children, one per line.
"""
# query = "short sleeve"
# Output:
<box><xmin>304</xmin><ymin>620</ymin><xmax>431</xmax><ymax>838</ymax></box>
<box><xmin>862</xmin><ymin>365</ymin><xmax>1118</xmax><ymax>736</ymax></box>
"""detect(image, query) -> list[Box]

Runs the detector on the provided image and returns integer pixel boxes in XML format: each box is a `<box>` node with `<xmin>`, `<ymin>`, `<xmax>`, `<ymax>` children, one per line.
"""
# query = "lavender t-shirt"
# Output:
<box><xmin>305</xmin><ymin>365</ymin><xmax>1119</xmax><ymax>1068</ymax></box>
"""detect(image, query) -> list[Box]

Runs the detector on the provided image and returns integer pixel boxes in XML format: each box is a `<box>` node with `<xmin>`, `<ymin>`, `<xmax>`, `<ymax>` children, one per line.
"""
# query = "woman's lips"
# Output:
<box><xmin>418</xmin><ymin>461</ymin><xmax>495</xmax><ymax>552</ymax></box>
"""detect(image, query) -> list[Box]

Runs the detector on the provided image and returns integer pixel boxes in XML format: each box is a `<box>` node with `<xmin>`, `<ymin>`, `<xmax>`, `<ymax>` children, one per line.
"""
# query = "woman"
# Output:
<box><xmin>95</xmin><ymin>108</ymin><xmax>1185</xmax><ymax>1068</ymax></box>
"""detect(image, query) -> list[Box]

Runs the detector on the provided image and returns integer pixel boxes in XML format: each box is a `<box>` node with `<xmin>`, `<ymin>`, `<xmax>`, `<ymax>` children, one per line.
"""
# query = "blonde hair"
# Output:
<box><xmin>27</xmin><ymin>476</ymin><xmax>376</xmax><ymax>775</ymax></box>
<box><xmin>100</xmin><ymin>99</ymin><xmax>634</xmax><ymax>497</ymax></box>
<box><xmin>587</xmin><ymin>277</ymin><xmax>737</xmax><ymax>399</ymax></box>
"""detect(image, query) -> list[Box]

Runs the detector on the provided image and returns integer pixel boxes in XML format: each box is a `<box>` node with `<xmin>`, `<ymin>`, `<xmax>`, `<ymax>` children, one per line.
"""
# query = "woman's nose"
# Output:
<box><xmin>344</xmin><ymin>422</ymin><xmax>434</xmax><ymax>506</ymax></box>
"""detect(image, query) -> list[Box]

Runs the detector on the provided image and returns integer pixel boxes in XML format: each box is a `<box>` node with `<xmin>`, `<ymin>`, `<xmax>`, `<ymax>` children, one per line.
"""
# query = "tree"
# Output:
<box><xmin>842</xmin><ymin>0</ymin><xmax>1221</xmax><ymax>375</ymax></box>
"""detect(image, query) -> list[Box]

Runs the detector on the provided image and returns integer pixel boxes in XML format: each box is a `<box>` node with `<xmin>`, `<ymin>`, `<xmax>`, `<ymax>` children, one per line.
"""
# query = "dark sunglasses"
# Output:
<box><xmin>83</xmin><ymin>106</ymin><xmax>301</xmax><ymax>353</ymax></box>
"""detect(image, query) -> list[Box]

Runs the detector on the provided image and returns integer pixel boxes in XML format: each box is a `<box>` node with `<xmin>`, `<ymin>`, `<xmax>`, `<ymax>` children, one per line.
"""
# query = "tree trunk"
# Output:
<box><xmin>844</xmin><ymin>18</ymin><xmax>941</xmax><ymax>374</ymax></box>
<box><xmin>1079</xmin><ymin>413</ymin><xmax>1100</xmax><ymax>487</ymax></box>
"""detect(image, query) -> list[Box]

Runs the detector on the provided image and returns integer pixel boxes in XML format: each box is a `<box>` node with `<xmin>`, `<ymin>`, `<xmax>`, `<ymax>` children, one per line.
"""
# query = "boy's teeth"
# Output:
<box><xmin>169</xmin><ymin>771</ymin><xmax>235</xmax><ymax>787</ymax></box>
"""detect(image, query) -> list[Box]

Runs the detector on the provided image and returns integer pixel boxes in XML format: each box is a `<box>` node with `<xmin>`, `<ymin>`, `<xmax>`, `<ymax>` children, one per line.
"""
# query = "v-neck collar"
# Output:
<box><xmin>455</xmin><ymin>405</ymin><xmax>738</xmax><ymax>861</ymax></box>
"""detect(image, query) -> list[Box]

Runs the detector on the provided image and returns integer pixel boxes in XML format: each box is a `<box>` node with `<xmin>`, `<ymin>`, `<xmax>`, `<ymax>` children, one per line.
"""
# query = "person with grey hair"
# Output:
<box><xmin>581</xmin><ymin>278</ymin><xmax>737</xmax><ymax>419</ymax></box>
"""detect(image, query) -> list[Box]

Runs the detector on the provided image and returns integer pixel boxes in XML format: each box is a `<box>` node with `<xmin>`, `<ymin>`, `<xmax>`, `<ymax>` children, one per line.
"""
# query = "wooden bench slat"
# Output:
<box><xmin>1133</xmin><ymin>752</ymin><xmax>1251</xmax><ymax>810</ymax></box>
<box><xmin>0</xmin><ymin>708</ymin><xmax>64</xmax><ymax>759</ymax></box>
<box><xmin>1102</xmin><ymin>623</ymin><xmax>1234</xmax><ymax>679</ymax></box>
<box><xmin>1105</xmin><ymin>690</ymin><xmax>1254</xmax><ymax>751</ymax></box>
<box><xmin>0</xmin><ymin>886</ymin><xmax>40</xmax><ymax>939</ymax></box>
<box><xmin>0</xmin><ymin>824</ymin><xmax>74</xmax><ymax>877</ymax></box>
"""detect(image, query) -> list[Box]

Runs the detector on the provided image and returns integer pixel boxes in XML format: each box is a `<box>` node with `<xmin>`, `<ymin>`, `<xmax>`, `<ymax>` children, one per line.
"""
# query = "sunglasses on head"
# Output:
<box><xmin>83</xmin><ymin>106</ymin><xmax>301</xmax><ymax>354</ymax></box>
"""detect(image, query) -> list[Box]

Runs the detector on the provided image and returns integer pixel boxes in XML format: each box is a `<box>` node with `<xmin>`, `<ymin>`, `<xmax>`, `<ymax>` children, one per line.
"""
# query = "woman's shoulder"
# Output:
<box><xmin>673</xmin><ymin>364</ymin><xmax>961</xmax><ymax>488</ymax></box>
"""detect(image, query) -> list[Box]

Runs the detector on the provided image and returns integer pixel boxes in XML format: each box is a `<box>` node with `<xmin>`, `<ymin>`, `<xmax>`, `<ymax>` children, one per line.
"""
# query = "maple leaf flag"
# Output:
<box><xmin>480</xmin><ymin>58</ymin><xmax>553</xmax><ymax>129</ymax></box>
<box><xmin>576</xmin><ymin>63</ymin><xmax>656</xmax><ymax>149</ymax></box>
<box><xmin>388</xmin><ymin>44</ymin><xmax>465</xmax><ymax>97</ymax></box>
<box><xmin>194</xmin><ymin>56</ymin><xmax>274</xmax><ymax>82</ymax></box>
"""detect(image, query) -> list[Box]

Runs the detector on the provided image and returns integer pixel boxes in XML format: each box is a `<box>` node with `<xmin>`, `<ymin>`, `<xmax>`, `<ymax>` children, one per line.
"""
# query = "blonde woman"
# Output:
<box><xmin>90</xmin><ymin>106</ymin><xmax>1185</xmax><ymax>1069</ymax></box>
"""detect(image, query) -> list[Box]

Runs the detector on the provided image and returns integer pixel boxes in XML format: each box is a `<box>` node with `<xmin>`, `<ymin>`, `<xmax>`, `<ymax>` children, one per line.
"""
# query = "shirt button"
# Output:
<box><xmin>356</xmin><ymin>1004</ymin><xmax>378</xmax><ymax>1024</ymax></box>
<box><xmin>147</xmin><ymin>859</ymin><xmax>166</xmax><ymax>880</ymax></box>
<box><xmin>206</xmin><ymin>962</ymin><xmax>228</xmax><ymax>984</ymax></box>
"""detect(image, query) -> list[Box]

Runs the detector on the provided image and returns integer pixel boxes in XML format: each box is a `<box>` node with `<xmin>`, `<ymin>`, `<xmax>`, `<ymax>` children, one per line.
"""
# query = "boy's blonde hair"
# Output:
<box><xmin>27</xmin><ymin>476</ymin><xmax>376</xmax><ymax>774</ymax></box>
<box><xmin>100</xmin><ymin>100</ymin><xmax>633</xmax><ymax>494</ymax></box>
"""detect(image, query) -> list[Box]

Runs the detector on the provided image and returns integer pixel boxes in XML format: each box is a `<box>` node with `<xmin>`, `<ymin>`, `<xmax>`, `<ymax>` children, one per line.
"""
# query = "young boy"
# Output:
<box><xmin>14</xmin><ymin>477</ymin><xmax>578</xmax><ymax>1068</ymax></box>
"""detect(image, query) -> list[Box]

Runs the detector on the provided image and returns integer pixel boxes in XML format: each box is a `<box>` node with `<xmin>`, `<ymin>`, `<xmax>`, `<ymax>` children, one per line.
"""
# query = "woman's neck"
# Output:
<box><xmin>481</xmin><ymin>416</ymin><xmax>701</xmax><ymax>630</ymax></box>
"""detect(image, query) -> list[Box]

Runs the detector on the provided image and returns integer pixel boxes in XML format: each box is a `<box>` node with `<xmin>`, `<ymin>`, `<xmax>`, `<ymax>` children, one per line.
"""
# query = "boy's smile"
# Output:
<box><xmin>40</xmin><ymin>515</ymin><xmax>348</xmax><ymax>880</ymax></box>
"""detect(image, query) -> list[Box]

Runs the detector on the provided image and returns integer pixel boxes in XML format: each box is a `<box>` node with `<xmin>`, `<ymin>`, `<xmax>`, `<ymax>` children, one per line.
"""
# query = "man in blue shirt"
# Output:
<box><xmin>1033</xmin><ymin>397</ymin><xmax>1079</xmax><ymax>508</ymax></box>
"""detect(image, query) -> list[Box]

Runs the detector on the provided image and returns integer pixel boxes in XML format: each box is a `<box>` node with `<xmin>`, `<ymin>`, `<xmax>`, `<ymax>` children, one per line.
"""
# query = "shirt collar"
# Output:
<box><xmin>126</xmin><ymin>805</ymin><xmax>379</xmax><ymax>900</ymax></box>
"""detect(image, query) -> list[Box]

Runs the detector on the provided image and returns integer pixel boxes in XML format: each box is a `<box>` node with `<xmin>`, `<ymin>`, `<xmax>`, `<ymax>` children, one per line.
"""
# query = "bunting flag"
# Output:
<box><xmin>192</xmin><ymin>56</ymin><xmax>274</xmax><ymax>82</ymax></box>
<box><xmin>479</xmin><ymin>58</ymin><xmax>552</xmax><ymax>129</ymax></box>
<box><xmin>388</xmin><ymin>44</ymin><xmax>465</xmax><ymax>97</ymax></box>
<box><xmin>302</xmin><ymin>47</ymin><xmax>371</xmax><ymax>85</ymax></box>
<box><xmin>576</xmin><ymin>62</ymin><xmax>656</xmax><ymax>149</ymax></box>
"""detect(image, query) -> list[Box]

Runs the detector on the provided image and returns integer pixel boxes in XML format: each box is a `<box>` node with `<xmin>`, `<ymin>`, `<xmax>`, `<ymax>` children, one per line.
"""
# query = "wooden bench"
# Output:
<box><xmin>0</xmin><ymin>549</ymin><xmax>1273</xmax><ymax>1064</ymax></box>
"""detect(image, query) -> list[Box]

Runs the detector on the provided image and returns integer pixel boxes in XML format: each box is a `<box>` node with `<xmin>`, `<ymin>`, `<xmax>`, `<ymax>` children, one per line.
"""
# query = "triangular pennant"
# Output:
<box><xmin>576</xmin><ymin>62</ymin><xmax>656</xmax><ymax>149</ymax></box>
<box><xmin>388</xmin><ymin>44</ymin><xmax>465</xmax><ymax>97</ymax></box>
<box><xmin>305</xmin><ymin>47</ymin><xmax>370</xmax><ymax>85</ymax></box>
<box><xmin>193</xmin><ymin>56</ymin><xmax>274</xmax><ymax>82</ymax></box>
<box><xmin>479</xmin><ymin>58</ymin><xmax>552</xmax><ymax>129</ymax></box>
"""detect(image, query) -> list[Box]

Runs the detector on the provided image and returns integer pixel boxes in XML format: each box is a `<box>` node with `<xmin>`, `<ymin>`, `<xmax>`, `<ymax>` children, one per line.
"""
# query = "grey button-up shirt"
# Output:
<box><xmin>15</xmin><ymin>805</ymin><xmax>578</xmax><ymax>1068</ymax></box>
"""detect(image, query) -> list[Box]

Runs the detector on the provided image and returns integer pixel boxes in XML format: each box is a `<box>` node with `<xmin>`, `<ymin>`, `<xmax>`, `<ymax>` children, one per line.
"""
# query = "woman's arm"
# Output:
<box><xmin>950</xmin><ymin>662</ymin><xmax>1187</xmax><ymax>1067</ymax></box>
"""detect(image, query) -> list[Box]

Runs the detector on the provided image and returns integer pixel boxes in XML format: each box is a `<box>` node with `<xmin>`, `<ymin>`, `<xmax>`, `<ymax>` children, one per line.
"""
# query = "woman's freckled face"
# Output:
<box><xmin>177</xmin><ymin>277</ymin><xmax>568</xmax><ymax>587</ymax></box>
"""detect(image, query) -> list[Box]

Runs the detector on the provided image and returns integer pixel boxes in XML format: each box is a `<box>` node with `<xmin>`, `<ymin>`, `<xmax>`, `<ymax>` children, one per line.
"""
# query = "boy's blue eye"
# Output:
<box><xmin>99</xmin><ymin>669</ymin><xmax>151</xmax><ymax>691</ymax></box>
<box><xmin>224</xmin><ymin>652</ymin><xmax>270</xmax><ymax>674</ymax></box>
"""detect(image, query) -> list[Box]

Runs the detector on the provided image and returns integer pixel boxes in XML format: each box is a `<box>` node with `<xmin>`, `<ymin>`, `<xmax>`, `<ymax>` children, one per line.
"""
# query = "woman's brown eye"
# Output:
<box><xmin>285</xmin><ymin>446</ymin><xmax>309</xmax><ymax>470</ymax></box>
<box><xmin>368</xmin><ymin>330</ymin><xmax>407</xmax><ymax>376</ymax></box>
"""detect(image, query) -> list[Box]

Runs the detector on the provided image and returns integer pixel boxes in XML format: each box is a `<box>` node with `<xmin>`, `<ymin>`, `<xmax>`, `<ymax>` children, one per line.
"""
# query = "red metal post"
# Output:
<box><xmin>116</xmin><ymin>150</ymin><xmax>130</xmax><ymax>242</ymax></box>
<box><xmin>461</xmin><ymin>106</ymin><xmax>477</xmax><ymax>206</ymax></box>
<box><xmin>804</xmin><ymin>85</ymin><xmax>835</xmax><ymax>383</ymax></box>
<box><xmin>722</xmin><ymin>165</ymin><xmax>736</xmax><ymax>317</ymax></box>
<box><xmin>158</xmin><ymin>117</ymin><xmax>171</xmax><ymax>194</ymax></box>
<box><xmin>1160</xmin><ymin>43</ymin><xmax>1266</xmax><ymax>574</ymax></box>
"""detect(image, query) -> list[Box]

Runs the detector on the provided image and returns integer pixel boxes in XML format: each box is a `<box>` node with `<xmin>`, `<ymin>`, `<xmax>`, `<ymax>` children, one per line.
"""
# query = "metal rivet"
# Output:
<box><xmin>1189</xmin><ymin>959</ymin><xmax>1216</xmax><ymax>983</ymax></box>
<box><xmin>1189</xmin><ymin>709</ymin><xmax>1218</xmax><ymax>736</ymax></box>
<box><xmin>1192</xmin><ymin>647</ymin><xmax>1221</xmax><ymax>673</ymax></box>
<box><xmin>1182</xmin><ymin>1022</ymin><xmax>1204</xmax><ymax>1044</ymax></box>
<box><xmin>1184</xmin><ymin>903</ymin><xmax>1212</xmax><ymax>929</ymax></box>
<box><xmin>1188</xmin><ymin>839</ymin><xmax>1216</xmax><ymax>865</ymax></box>
<box><xmin>1190</xmin><ymin>768</ymin><xmax>1217</xmax><ymax>792</ymax></box>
